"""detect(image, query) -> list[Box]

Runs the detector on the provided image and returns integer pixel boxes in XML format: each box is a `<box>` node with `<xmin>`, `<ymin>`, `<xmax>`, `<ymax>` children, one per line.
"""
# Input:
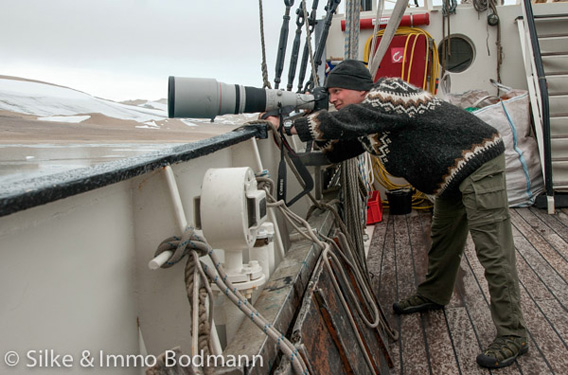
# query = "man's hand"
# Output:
<box><xmin>262</xmin><ymin>114</ymin><xmax>281</xmax><ymax>129</ymax></box>
<box><xmin>259</xmin><ymin>113</ymin><xmax>297</xmax><ymax>135</ymax></box>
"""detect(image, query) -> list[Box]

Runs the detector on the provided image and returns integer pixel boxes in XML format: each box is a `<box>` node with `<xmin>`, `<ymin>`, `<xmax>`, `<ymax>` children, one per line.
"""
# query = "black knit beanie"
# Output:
<box><xmin>325</xmin><ymin>59</ymin><xmax>373</xmax><ymax>91</ymax></box>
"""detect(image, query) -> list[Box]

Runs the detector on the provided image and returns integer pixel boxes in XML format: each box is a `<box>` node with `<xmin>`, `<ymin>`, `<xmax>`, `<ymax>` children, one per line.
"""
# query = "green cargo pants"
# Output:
<box><xmin>417</xmin><ymin>153</ymin><xmax>527</xmax><ymax>338</ymax></box>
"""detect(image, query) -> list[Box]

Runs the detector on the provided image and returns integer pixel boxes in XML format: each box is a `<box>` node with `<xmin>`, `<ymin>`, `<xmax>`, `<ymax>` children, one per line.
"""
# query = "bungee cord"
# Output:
<box><xmin>364</xmin><ymin>26</ymin><xmax>440</xmax><ymax>94</ymax></box>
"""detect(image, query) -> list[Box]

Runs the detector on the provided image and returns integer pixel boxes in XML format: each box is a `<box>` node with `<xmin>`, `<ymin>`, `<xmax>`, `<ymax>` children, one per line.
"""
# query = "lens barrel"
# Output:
<box><xmin>168</xmin><ymin>77</ymin><xmax>316</xmax><ymax>119</ymax></box>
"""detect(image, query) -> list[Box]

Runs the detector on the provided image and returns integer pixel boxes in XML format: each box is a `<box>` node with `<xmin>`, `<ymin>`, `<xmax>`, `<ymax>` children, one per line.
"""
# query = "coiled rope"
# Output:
<box><xmin>155</xmin><ymin>228</ymin><xmax>215</xmax><ymax>375</ymax></box>
<box><xmin>155</xmin><ymin>227</ymin><xmax>310</xmax><ymax>374</ymax></box>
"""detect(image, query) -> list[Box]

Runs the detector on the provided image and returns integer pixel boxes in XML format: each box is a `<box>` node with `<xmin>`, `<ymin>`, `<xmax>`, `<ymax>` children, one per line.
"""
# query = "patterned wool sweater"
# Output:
<box><xmin>293</xmin><ymin>78</ymin><xmax>505</xmax><ymax>197</ymax></box>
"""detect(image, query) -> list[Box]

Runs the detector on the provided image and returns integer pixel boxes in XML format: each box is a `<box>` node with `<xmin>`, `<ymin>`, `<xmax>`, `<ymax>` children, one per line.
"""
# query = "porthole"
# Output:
<box><xmin>438</xmin><ymin>35</ymin><xmax>475</xmax><ymax>73</ymax></box>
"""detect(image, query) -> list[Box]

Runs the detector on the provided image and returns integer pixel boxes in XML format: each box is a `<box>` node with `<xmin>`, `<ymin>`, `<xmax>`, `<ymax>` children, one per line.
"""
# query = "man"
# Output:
<box><xmin>266</xmin><ymin>59</ymin><xmax>528</xmax><ymax>369</ymax></box>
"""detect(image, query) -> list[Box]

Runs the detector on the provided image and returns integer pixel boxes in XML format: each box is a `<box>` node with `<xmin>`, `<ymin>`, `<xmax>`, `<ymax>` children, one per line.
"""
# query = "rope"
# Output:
<box><xmin>301</xmin><ymin>0</ymin><xmax>318</xmax><ymax>88</ymax></box>
<box><xmin>440</xmin><ymin>0</ymin><xmax>457</xmax><ymax>78</ymax></box>
<box><xmin>256</xmin><ymin>126</ymin><xmax>399</xmax><ymax>346</ymax></box>
<box><xmin>344</xmin><ymin>0</ymin><xmax>360</xmax><ymax>60</ymax></box>
<box><xmin>155</xmin><ymin>227</ymin><xmax>310</xmax><ymax>375</ymax></box>
<box><xmin>155</xmin><ymin>228</ymin><xmax>214</xmax><ymax>374</ymax></box>
<box><xmin>341</xmin><ymin>158</ymin><xmax>368</xmax><ymax>271</ymax></box>
<box><xmin>258</xmin><ymin>0</ymin><xmax>272</xmax><ymax>89</ymax></box>
<box><xmin>261</xmin><ymin>185</ymin><xmax>399</xmax><ymax>356</ymax></box>
<box><xmin>368</xmin><ymin>0</ymin><xmax>409</xmax><ymax>79</ymax></box>
<box><xmin>489</xmin><ymin>0</ymin><xmax>503</xmax><ymax>83</ymax></box>
<box><xmin>472</xmin><ymin>0</ymin><xmax>502</xmax><ymax>83</ymax></box>
<box><xmin>342</xmin><ymin>0</ymin><xmax>368</xmax><ymax>275</ymax></box>
<box><xmin>473</xmin><ymin>0</ymin><xmax>488</xmax><ymax>12</ymax></box>
<box><xmin>368</xmin><ymin>0</ymin><xmax>385</xmax><ymax>72</ymax></box>
<box><xmin>442</xmin><ymin>0</ymin><xmax>457</xmax><ymax>14</ymax></box>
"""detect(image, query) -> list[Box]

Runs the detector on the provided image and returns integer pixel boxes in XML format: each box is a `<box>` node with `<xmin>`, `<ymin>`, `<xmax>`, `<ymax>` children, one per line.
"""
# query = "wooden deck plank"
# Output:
<box><xmin>518</xmin><ymin>291</ymin><xmax>560</xmax><ymax>374</ymax></box>
<box><xmin>528</xmin><ymin>207</ymin><xmax>568</xmax><ymax>248</ymax></box>
<box><xmin>404</xmin><ymin>212</ymin><xmax>463</xmax><ymax>375</ymax></box>
<box><xmin>392</xmin><ymin>214</ymin><xmax>432</xmax><ymax>375</ymax></box>
<box><xmin>394</xmin><ymin>215</ymin><xmax>419</xmax><ymax>298</ymax></box>
<box><xmin>511</xmin><ymin>209</ymin><xmax>568</xmax><ymax>283</ymax></box>
<box><xmin>555</xmin><ymin>208</ymin><xmax>568</xmax><ymax>227</ymax></box>
<box><xmin>366</xmin><ymin>206</ymin><xmax>568</xmax><ymax>375</ymax></box>
<box><xmin>406</xmin><ymin>211</ymin><xmax>431</xmax><ymax>285</ymax></box>
<box><xmin>458</xmin><ymin>243</ymin><xmax>497</xmax><ymax>359</ymax></box>
<box><xmin>538</xmin><ymin>297</ymin><xmax>568</xmax><ymax>347</ymax></box>
<box><xmin>511</xmin><ymin>216</ymin><xmax>568</xmax><ymax>309</ymax></box>
<box><xmin>367</xmin><ymin>219</ymin><xmax>389</xmax><ymax>293</ymax></box>
<box><xmin>369</xmin><ymin>213</ymin><xmax>397</xmax><ymax>324</ymax></box>
<box><xmin>511</xmin><ymin>226</ymin><xmax>552</xmax><ymax>301</ymax></box>
<box><xmin>444</xmin><ymin>307</ymin><xmax>488</xmax><ymax>375</ymax></box>
<box><xmin>422</xmin><ymin>310</ymin><xmax>462</xmax><ymax>375</ymax></box>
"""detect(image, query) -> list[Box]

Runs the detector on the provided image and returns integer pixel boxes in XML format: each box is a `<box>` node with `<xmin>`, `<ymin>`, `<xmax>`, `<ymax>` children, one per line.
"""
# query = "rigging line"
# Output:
<box><xmin>287</xmin><ymin>1</ymin><xmax>306</xmax><ymax>91</ymax></box>
<box><xmin>343</xmin><ymin>0</ymin><xmax>368</xmax><ymax>273</ymax></box>
<box><xmin>302</xmin><ymin>0</ymin><xmax>319</xmax><ymax>89</ymax></box>
<box><xmin>267</xmin><ymin>189</ymin><xmax>398</xmax><ymax>366</ymax></box>
<box><xmin>162</xmin><ymin>229</ymin><xmax>312</xmax><ymax>375</ymax></box>
<box><xmin>490</xmin><ymin>0</ymin><xmax>503</xmax><ymax>83</ymax></box>
<box><xmin>368</xmin><ymin>0</ymin><xmax>385</xmax><ymax>72</ymax></box>
<box><xmin>258</xmin><ymin>0</ymin><xmax>272</xmax><ymax>89</ymax></box>
<box><xmin>344</xmin><ymin>0</ymin><xmax>361</xmax><ymax>60</ymax></box>
<box><xmin>369</xmin><ymin>0</ymin><xmax>410</xmax><ymax>79</ymax></box>
<box><xmin>275</xmin><ymin>0</ymin><xmax>295</xmax><ymax>89</ymax></box>
<box><xmin>297</xmin><ymin>0</ymin><xmax>319</xmax><ymax>92</ymax></box>
<box><xmin>192</xmin><ymin>252</ymin><xmax>217</xmax><ymax>355</ymax></box>
<box><xmin>303</xmin><ymin>0</ymin><xmax>341</xmax><ymax>92</ymax></box>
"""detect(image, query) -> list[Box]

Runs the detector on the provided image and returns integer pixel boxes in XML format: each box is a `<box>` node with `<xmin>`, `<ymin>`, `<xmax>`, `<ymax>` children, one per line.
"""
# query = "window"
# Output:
<box><xmin>438</xmin><ymin>35</ymin><xmax>475</xmax><ymax>73</ymax></box>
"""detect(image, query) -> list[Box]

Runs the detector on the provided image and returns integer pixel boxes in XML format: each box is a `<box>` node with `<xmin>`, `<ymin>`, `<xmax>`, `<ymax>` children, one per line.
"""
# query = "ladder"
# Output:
<box><xmin>516</xmin><ymin>2</ymin><xmax>568</xmax><ymax>213</ymax></box>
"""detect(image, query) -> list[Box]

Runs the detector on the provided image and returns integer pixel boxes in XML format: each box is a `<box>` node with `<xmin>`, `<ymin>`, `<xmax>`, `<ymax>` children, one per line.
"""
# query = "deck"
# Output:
<box><xmin>366</xmin><ymin>206</ymin><xmax>568</xmax><ymax>375</ymax></box>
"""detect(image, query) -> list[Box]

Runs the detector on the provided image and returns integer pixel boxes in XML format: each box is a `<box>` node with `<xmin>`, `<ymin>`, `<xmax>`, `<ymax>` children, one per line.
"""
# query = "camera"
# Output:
<box><xmin>168</xmin><ymin>77</ymin><xmax>328</xmax><ymax>119</ymax></box>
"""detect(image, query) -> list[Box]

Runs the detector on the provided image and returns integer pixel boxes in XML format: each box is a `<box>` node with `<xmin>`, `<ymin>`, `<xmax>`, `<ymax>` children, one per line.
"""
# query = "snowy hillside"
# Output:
<box><xmin>0</xmin><ymin>77</ymin><xmax>259</xmax><ymax>128</ymax></box>
<box><xmin>0</xmin><ymin>77</ymin><xmax>167</xmax><ymax>125</ymax></box>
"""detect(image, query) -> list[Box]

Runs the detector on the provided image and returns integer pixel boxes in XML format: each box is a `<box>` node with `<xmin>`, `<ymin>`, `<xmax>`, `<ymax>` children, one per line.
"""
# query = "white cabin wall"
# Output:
<box><xmin>426</xmin><ymin>5</ymin><xmax>527</xmax><ymax>94</ymax></box>
<box><xmin>326</xmin><ymin>5</ymin><xmax>529</xmax><ymax>95</ymax></box>
<box><xmin>0</xmin><ymin>182</ymin><xmax>139</xmax><ymax>375</ymax></box>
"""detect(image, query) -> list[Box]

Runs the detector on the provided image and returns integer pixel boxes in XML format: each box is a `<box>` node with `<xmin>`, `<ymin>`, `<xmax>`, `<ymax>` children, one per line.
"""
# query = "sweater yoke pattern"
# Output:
<box><xmin>365</xmin><ymin>80</ymin><xmax>442</xmax><ymax>117</ymax></box>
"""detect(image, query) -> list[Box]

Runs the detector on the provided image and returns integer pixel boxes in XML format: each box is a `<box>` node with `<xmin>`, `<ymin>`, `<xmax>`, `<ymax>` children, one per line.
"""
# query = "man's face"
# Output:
<box><xmin>327</xmin><ymin>87</ymin><xmax>367</xmax><ymax>110</ymax></box>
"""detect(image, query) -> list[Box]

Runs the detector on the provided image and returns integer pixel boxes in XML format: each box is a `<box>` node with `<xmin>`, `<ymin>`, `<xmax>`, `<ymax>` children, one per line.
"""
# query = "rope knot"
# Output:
<box><xmin>154</xmin><ymin>227</ymin><xmax>211</xmax><ymax>268</ymax></box>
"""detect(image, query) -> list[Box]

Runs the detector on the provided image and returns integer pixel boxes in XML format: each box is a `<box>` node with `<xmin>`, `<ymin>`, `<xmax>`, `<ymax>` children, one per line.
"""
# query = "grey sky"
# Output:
<box><xmin>0</xmin><ymin>1</ymin><xmax>299</xmax><ymax>101</ymax></box>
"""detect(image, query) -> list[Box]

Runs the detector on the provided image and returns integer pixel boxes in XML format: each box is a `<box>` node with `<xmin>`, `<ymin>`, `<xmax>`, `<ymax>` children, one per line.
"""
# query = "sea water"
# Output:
<box><xmin>0</xmin><ymin>143</ymin><xmax>185</xmax><ymax>186</ymax></box>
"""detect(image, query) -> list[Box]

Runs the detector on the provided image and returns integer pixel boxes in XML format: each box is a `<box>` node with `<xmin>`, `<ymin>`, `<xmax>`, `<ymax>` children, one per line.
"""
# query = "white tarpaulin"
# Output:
<box><xmin>446</xmin><ymin>87</ymin><xmax>545</xmax><ymax>207</ymax></box>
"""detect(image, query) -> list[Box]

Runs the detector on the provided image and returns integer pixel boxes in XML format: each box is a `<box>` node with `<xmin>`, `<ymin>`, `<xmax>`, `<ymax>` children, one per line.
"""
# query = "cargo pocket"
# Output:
<box><xmin>472</xmin><ymin>171</ymin><xmax>507</xmax><ymax>210</ymax></box>
<box><xmin>461</xmin><ymin>169</ymin><xmax>509</xmax><ymax>225</ymax></box>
